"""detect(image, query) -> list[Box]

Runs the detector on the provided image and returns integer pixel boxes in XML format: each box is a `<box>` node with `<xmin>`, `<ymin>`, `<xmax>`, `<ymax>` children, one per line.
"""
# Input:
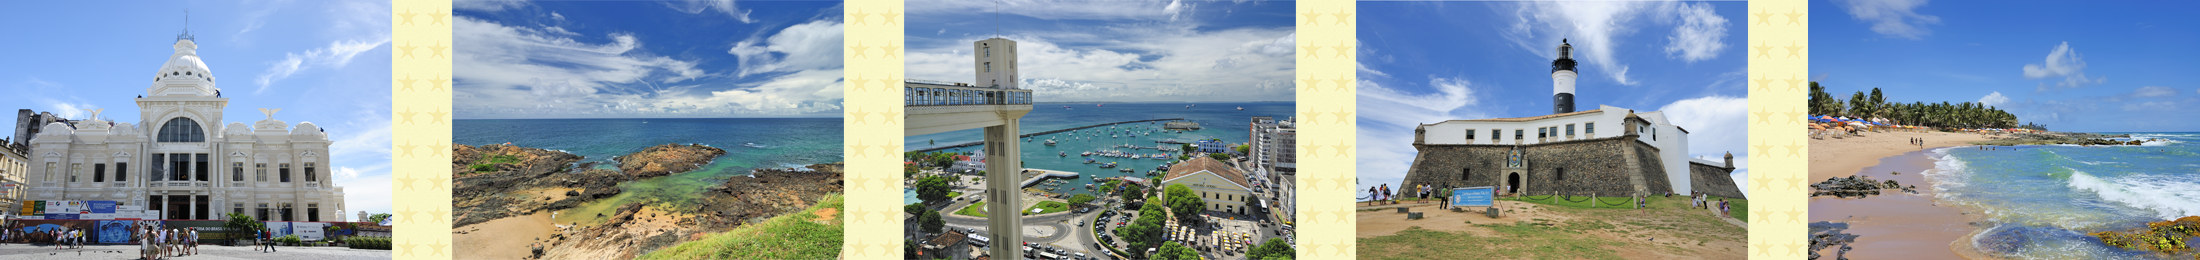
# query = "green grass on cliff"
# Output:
<box><xmin>467</xmin><ymin>154</ymin><xmax>521</xmax><ymax>172</ymax></box>
<box><xmin>638</xmin><ymin>193</ymin><xmax>844</xmax><ymax>260</ymax></box>
<box><xmin>956</xmin><ymin>202</ymin><xmax>990</xmax><ymax>218</ymax></box>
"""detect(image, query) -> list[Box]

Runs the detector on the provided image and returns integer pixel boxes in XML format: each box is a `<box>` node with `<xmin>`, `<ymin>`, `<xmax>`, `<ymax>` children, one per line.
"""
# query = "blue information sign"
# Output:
<box><xmin>1451</xmin><ymin>186</ymin><xmax>1495</xmax><ymax>207</ymax></box>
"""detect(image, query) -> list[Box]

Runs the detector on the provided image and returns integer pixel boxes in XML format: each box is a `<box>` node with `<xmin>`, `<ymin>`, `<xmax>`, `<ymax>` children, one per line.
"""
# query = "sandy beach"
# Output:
<box><xmin>454</xmin><ymin>212</ymin><xmax>560</xmax><ymax>260</ymax></box>
<box><xmin>1808</xmin><ymin>131</ymin><xmax>1998</xmax><ymax>259</ymax></box>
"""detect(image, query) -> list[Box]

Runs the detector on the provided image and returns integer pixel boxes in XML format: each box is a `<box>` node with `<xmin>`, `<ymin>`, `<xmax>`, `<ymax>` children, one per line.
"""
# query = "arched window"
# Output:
<box><xmin>157</xmin><ymin>118</ymin><xmax>205</xmax><ymax>142</ymax></box>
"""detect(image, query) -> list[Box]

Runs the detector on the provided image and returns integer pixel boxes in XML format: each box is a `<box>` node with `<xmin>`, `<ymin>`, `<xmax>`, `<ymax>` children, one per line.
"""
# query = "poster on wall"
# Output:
<box><xmin>292</xmin><ymin>222</ymin><xmax>328</xmax><ymax>241</ymax></box>
<box><xmin>95</xmin><ymin>220</ymin><xmax>135</xmax><ymax>244</ymax></box>
<box><xmin>87</xmin><ymin>201</ymin><xmax>116</xmax><ymax>214</ymax></box>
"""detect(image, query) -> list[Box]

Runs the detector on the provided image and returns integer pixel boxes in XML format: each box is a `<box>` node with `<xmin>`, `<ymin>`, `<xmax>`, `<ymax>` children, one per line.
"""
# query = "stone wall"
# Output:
<box><xmin>1401</xmin><ymin>136</ymin><xmax>1671</xmax><ymax>198</ymax></box>
<box><xmin>1690</xmin><ymin>162</ymin><xmax>1746</xmax><ymax>199</ymax></box>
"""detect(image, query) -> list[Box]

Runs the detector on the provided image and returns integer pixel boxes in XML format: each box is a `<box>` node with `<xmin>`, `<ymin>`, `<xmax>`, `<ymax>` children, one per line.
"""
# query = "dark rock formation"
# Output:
<box><xmin>695</xmin><ymin>163</ymin><xmax>846</xmax><ymax>229</ymax></box>
<box><xmin>1808</xmin><ymin>221</ymin><xmax>1858</xmax><ymax>260</ymax></box>
<box><xmin>614</xmin><ymin>143</ymin><xmax>727</xmax><ymax>178</ymax></box>
<box><xmin>452</xmin><ymin>144</ymin><xmax>633</xmax><ymax>227</ymax></box>
<box><xmin>1808</xmin><ymin>175</ymin><xmax>1916</xmax><ymax>198</ymax></box>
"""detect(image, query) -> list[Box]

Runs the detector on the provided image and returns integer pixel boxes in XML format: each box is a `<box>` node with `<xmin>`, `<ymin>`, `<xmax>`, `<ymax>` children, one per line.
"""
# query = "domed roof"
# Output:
<box><xmin>290</xmin><ymin>122</ymin><xmax>327</xmax><ymax>140</ymax></box>
<box><xmin>149</xmin><ymin>38</ymin><xmax>219</xmax><ymax>97</ymax></box>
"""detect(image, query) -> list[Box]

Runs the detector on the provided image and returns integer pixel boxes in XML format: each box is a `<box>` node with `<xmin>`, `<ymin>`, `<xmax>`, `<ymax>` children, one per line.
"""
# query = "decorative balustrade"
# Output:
<box><xmin>905</xmin><ymin>82</ymin><xmax>1034</xmax><ymax>107</ymax></box>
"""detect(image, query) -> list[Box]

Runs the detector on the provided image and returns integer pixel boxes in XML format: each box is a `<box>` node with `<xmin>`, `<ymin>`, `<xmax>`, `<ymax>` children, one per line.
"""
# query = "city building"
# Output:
<box><xmin>1400</xmin><ymin>40</ymin><xmax>1743</xmax><ymax>199</ymax></box>
<box><xmin>902</xmin><ymin>37</ymin><xmax>1035</xmax><ymax>259</ymax></box>
<box><xmin>0</xmin><ymin>141</ymin><xmax>27</xmax><ymax>216</ymax></box>
<box><xmin>1246</xmin><ymin>116</ymin><xmax>1296</xmax><ymax>224</ymax></box>
<box><xmin>21</xmin><ymin>30</ymin><xmax>347</xmax><ymax>221</ymax></box>
<box><xmin>1160</xmin><ymin>157</ymin><xmax>1254</xmax><ymax>215</ymax></box>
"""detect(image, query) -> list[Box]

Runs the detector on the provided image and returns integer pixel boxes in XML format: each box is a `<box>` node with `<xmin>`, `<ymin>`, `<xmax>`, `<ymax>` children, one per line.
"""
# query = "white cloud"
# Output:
<box><xmin>905</xmin><ymin>26</ymin><xmax>1294</xmax><ymax>102</ymax></box>
<box><xmin>1833</xmin><ymin>0</ymin><xmax>1939</xmax><ymax>39</ymax></box>
<box><xmin>1658</xmin><ymin>96</ymin><xmax>1749</xmax><ymax>162</ymax></box>
<box><xmin>908</xmin><ymin>0</ymin><xmax>1199</xmax><ymax>21</ymax></box>
<box><xmin>1979</xmin><ymin>91</ymin><xmax>2010</xmax><ymax>107</ymax></box>
<box><xmin>728</xmin><ymin>20</ymin><xmax>844</xmax><ymax>77</ymax></box>
<box><xmin>1355</xmin><ymin>76</ymin><xmax>1491</xmax><ymax>193</ymax></box>
<box><xmin>550</xmin><ymin>12</ymin><xmax>565</xmax><ymax>22</ymax></box>
<box><xmin>454</xmin><ymin>15</ymin><xmax>843</xmax><ymax>117</ymax></box>
<box><xmin>2123</xmin><ymin>101</ymin><xmax>2177</xmax><ymax>111</ymax></box>
<box><xmin>1505</xmin><ymin>1</ymin><xmax>1730</xmax><ymax>85</ymax></box>
<box><xmin>454</xmin><ymin>0</ymin><xmax>530</xmax><ymax>11</ymax></box>
<box><xmin>662</xmin><ymin>0</ymin><xmax>754</xmax><ymax>23</ymax></box>
<box><xmin>2022</xmin><ymin>41</ymin><xmax>2103</xmax><ymax>89</ymax></box>
<box><xmin>336</xmin><ymin>172</ymin><xmax>392</xmax><ymax>218</ymax></box>
<box><xmin>44</xmin><ymin>100</ymin><xmax>89</xmax><ymax>120</ymax></box>
<box><xmin>255</xmin><ymin>38</ymin><xmax>390</xmax><ymax>93</ymax></box>
<box><xmin>1663</xmin><ymin>2</ymin><xmax>1728</xmax><ymax>63</ymax></box>
<box><xmin>2133</xmin><ymin>86</ymin><xmax>2177</xmax><ymax>97</ymax></box>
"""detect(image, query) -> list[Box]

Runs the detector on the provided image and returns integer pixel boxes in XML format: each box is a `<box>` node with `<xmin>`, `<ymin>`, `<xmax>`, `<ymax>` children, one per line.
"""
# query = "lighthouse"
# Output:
<box><xmin>1552</xmin><ymin>39</ymin><xmax>1578</xmax><ymax>114</ymax></box>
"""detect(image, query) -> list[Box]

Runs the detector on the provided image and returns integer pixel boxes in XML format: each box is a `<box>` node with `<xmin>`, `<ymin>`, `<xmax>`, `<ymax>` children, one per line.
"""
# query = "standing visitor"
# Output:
<box><xmin>1368</xmin><ymin>186</ymin><xmax>1380</xmax><ymax>205</ymax></box>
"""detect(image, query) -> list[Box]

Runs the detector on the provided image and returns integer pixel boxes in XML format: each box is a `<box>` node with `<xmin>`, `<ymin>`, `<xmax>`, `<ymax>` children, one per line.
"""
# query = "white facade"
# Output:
<box><xmin>1416</xmin><ymin>105</ymin><xmax>1697</xmax><ymax>195</ymax></box>
<box><xmin>974</xmin><ymin>38</ymin><xmax>1018</xmax><ymax>89</ymax></box>
<box><xmin>24</xmin><ymin>36</ymin><xmax>345</xmax><ymax>222</ymax></box>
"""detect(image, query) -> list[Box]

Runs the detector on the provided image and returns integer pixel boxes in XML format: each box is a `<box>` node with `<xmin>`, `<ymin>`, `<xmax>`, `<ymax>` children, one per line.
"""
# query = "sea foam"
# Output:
<box><xmin>2068</xmin><ymin>170</ymin><xmax>2200</xmax><ymax>220</ymax></box>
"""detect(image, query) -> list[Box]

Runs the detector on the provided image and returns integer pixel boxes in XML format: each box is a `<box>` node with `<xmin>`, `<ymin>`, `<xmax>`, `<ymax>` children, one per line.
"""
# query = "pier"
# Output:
<box><xmin>910</xmin><ymin>118</ymin><xmax>1187</xmax><ymax>152</ymax></box>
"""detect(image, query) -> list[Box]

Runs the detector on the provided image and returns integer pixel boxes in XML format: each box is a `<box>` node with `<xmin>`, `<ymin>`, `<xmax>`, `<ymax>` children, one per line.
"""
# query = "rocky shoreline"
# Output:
<box><xmin>452</xmin><ymin>144</ymin><xmax>632</xmax><ymax>227</ymax></box>
<box><xmin>1972</xmin><ymin>132</ymin><xmax>2160</xmax><ymax>146</ymax></box>
<box><xmin>452</xmin><ymin>142</ymin><xmax>841</xmax><ymax>259</ymax></box>
<box><xmin>615</xmin><ymin>143</ymin><xmax>728</xmax><ymax>178</ymax></box>
<box><xmin>1808</xmin><ymin>175</ymin><xmax>1917</xmax><ymax>198</ymax></box>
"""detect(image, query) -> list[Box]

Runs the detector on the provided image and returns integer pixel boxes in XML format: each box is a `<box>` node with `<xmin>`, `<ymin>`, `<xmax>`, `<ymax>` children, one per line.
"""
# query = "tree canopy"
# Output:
<box><xmin>1165</xmin><ymin>184</ymin><xmax>1205</xmax><ymax>224</ymax></box>
<box><xmin>1809</xmin><ymin>82</ymin><xmax>2023</xmax><ymax>129</ymax></box>
<box><xmin>1249</xmin><ymin>237</ymin><xmax>1296</xmax><ymax>260</ymax></box>
<box><xmin>1155</xmin><ymin>241</ymin><xmax>1199</xmax><ymax>260</ymax></box>
<box><xmin>915</xmin><ymin>175</ymin><xmax>953</xmax><ymax>204</ymax></box>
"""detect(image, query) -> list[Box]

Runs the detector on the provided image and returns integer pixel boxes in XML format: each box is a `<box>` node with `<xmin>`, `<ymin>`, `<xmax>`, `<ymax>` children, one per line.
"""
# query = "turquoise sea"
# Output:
<box><xmin>454</xmin><ymin>118</ymin><xmax>844</xmax><ymax>225</ymax></box>
<box><xmin>905</xmin><ymin>102</ymin><xmax>1294</xmax><ymax>199</ymax></box>
<box><xmin>1926</xmin><ymin>132</ymin><xmax>2199</xmax><ymax>259</ymax></box>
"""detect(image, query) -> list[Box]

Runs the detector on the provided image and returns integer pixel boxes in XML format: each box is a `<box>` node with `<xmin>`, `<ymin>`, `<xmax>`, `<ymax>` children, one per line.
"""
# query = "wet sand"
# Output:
<box><xmin>454</xmin><ymin>212</ymin><xmax>559</xmax><ymax>260</ymax></box>
<box><xmin>1809</xmin><ymin>131</ymin><xmax>2001</xmax><ymax>259</ymax></box>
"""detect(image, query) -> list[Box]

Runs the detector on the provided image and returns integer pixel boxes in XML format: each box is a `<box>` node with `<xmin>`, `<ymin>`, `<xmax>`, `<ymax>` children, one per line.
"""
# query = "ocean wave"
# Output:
<box><xmin>2067</xmin><ymin>170</ymin><xmax>2200</xmax><ymax>220</ymax></box>
<box><xmin>2046</xmin><ymin>150</ymin><xmax>2121</xmax><ymax>165</ymax></box>
<box><xmin>1922</xmin><ymin>148</ymin><xmax>1971</xmax><ymax>197</ymax></box>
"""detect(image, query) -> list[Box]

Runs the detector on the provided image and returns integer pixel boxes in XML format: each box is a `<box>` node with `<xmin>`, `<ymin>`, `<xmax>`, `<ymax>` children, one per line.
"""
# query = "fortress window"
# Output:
<box><xmin>1556</xmin><ymin>168</ymin><xmax>1566</xmax><ymax>181</ymax></box>
<box><xmin>1464</xmin><ymin>129</ymin><xmax>1475</xmax><ymax>142</ymax></box>
<box><xmin>1491</xmin><ymin>129</ymin><xmax>1501</xmax><ymax>142</ymax></box>
<box><xmin>1566</xmin><ymin>124</ymin><xmax>1575</xmax><ymax>136</ymax></box>
<box><xmin>1461</xmin><ymin>168</ymin><xmax>1470</xmax><ymax>181</ymax></box>
<box><xmin>1514</xmin><ymin>130</ymin><xmax>1523</xmax><ymax>140</ymax></box>
<box><xmin>1537</xmin><ymin>128</ymin><xmax>1546</xmax><ymax>138</ymax></box>
<box><xmin>93</xmin><ymin>163</ymin><xmax>105</xmax><ymax>182</ymax></box>
<box><xmin>1586</xmin><ymin>123</ymin><xmax>1595</xmax><ymax>134</ymax></box>
<box><xmin>115</xmin><ymin>163</ymin><xmax>127</xmax><ymax>182</ymax></box>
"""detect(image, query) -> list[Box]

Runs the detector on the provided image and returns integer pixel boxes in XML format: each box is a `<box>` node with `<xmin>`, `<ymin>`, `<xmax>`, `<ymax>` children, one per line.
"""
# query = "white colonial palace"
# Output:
<box><xmin>24</xmin><ymin>32</ymin><xmax>345</xmax><ymax>222</ymax></box>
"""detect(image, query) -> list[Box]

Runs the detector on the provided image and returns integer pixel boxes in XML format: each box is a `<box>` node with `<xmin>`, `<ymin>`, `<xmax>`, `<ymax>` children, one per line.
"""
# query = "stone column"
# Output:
<box><xmin>983</xmin><ymin>119</ymin><xmax>1023</xmax><ymax>259</ymax></box>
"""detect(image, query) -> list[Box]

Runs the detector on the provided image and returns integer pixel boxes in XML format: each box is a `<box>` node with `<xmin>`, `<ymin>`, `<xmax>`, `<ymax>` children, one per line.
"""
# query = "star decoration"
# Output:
<box><xmin>1752</xmin><ymin>141</ymin><xmax>1772</xmax><ymax>156</ymax></box>
<box><xmin>1755</xmin><ymin>241</ymin><xmax>1772</xmax><ymax>256</ymax></box>
<box><xmin>1785</xmin><ymin>108</ymin><xmax>1807</xmax><ymax>125</ymax></box>
<box><xmin>398</xmin><ymin>109</ymin><xmax>418</xmax><ymax>125</ymax></box>
<box><xmin>1753</xmin><ymin>9</ymin><xmax>1773</xmax><ymax>25</ymax></box>
<box><xmin>430</xmin><ymin>109</ymin><xmax>450</xmax><ymax>124</ymax></box>
<box><xmin>432</xmin><ymin>75</ymin><xmax>450</xmax><ymax>91</ymax></box>
<box><xmin>850</xmin><ymin>43</ymin><xmax>871</xmax><ymax>58</ymax></box>
<box><xmin>882</xmin><ymin>10</ymin><xmax>902</xmax><ymax>25</ymax></box>
<box><xmin>883</xmin><ymin>43</ymin><xmax>902</xmax><ymax>58</ymax></box>
<box><xmin>1785</xmin><ymin>241</ymin><xmax>1807</xmax><ymax>256</ymax></box>
<box><xmin>1300</xmin><ymin>143</ymin><xmax>1323</xmax><ymax>159</ymax></box>
<box><xmin>429</xmin><ymin>242</ymin><xmax>449</xmax><ymax>256</ymax></box>
<box><xmin>1785</xmin><ymin>77</ymin><xmax>1805</xmax><ymax>92</ymax></box>
<box><xmin>1752</xmin><ymin>76</ymin><xmax>1772</xmax><ymax>91</ymax></box>
<box><xmin>1333</xmin><ymin>140</ymin><xmax>1352</xmax><ymax>158</ymax></box>
<box><xmin>1754</xmin><ymin>42</ymin><xmax>1773</xmax><ymax>58</ymax></box>
<box><xmin>398</xmin><ymin>10</ymin><xmax>419</xmax><ymax>25</ymax></box>
<box><xmin>430</xmin><ymin>142</ymin><xmax>450</xmax><ymax>157</ymax></box>
<box><xmin>850</xmin><ymin>9</ymin><xmax>873</xmax><ymax>25</ymax></box>
<box><xmin>1785</xmin><ymin>43</ymin><xmax>1805</xmax><ymax>59</ymax></box>
<box><xmin>396</xmin><ymin>175</ymin><xmax>417</xmax><ymax>191</ymax></box>
<box><xmin>397</xmin><ymin>142</ymin><xmax>418</xmax><ymax>158</ymax></box>
<box><xmin>848</xmin><ymin>140</ymin><xmax>872</xmax><ymax>158</ymax></box>
<box><xmin>1752</xmin><ymin>110</ymin><xmax>1773</xmax><ymax>125</ymax></box>
<box><xmin>429</xmin><ymin>42</ymin><xmax>448</xmax><ymax>58</ymax></box>
<box><xmin>1784</xmin><ymin>140</ymin><xmax>1805</xmax><ymax>158</ymax></box>
<box><xmin>1333</xmin><ymin>108</ymin><xmax>1352</xmax><ymax>124</ymax></box>
<box><xmin>1300</xmin><ymin>110</ymin><xmax>1325</xmax><ymax>125</ymax></box>
<box><xmin>1329</xmin><ymin>77</ymin><xmax>1352</xmax><ymax>91</ymax></box>
<box><xmin>397</xmin><ymin>43</ymin><xmax>418</xmax><ymax>59</ymax></box>
<box><xmin>398</xmin><ymin>242</ymin><xmax>416</xmax><ymax>256</ymax></box>
<box><xmin>1301</xmin><ymin>11</ymin><xmax>1323</xmax><ymax>25</ymax></box>
<box><xmin>882</xmin><ymin>108</ymin><xmax>902</xmax><ymax>125</ymax></box>
<box><xmin>429</xmin><ymin>176</ymin><xmax>449</xmax><ymax>191</ymax></box>
<box><xmin>399</xmin><ymin>207</ymin><xmax>419</xmax><ymax>223</ymax></box>
<box><xmin>1788</xmin><ymin>175</ymin><xmax>1811</xmax><ymax>192</ymax></box>
<box><xmin>849</xmin><ymin>108</ymin><xmax>873</xmax><ymax>124</ymax></box>
<box><xmin>431</xmin><ymin>10</ymin><xmax>448</xmax><ymax>25</ymax></box>
<box><xmin>1751</xmin><ymin>173</ymin><xmax>1773</xmax><ymax>192</ymax></box>
<box><xmin>1331</xmin><ymin>42</ymin><xmax>1352</xmax><ymax>59</ymax></box>
<box><xmin>397</xmin><ymin>75</ymin><xmax>418</xmax><ymax>91</ymax></box>
<box><xmin>1785</xmin><ymin>10</ymin><xmax>1806</xmax><ymax>25</ymax></box>
<box><xmin>1301</xmin><ymin>44</ymin><xmax>1322</xmax><ymax>59</ymax></box>
<box><xmin>1786</xmin><ymin>206</ymin><xmax>1804</xmax><ymax>223</ymax></box>
<box><xmin>1331</xmin><ymin>10</ymin><xmax>1352</xmax><ymax>25</ymax></box>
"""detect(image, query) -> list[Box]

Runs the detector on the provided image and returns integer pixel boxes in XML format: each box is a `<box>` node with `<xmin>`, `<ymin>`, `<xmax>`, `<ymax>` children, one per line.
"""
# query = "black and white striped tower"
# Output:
<box><xmin>1552</xmin><ymin>39</ymin><xmax>1578</xmax><ymax>114</ymax></box>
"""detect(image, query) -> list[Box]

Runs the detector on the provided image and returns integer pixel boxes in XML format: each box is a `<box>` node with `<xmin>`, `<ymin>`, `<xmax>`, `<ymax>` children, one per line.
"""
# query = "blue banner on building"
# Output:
<box><xmin>1451</xmin><ymin>186</ymin><xmax>1495</xmax><ymax>207</ymax></box>
<box><xmin>43</xmin><ymin>214</ymin><xmax>78</xmax><ymax>220</ymax></box>
<box><xmin>96</xmin><ymin>220</ymin><xmax>135</xmax><ymax>244</ymax></box>
<box><xmin>87</xmin><ymin>201</ymin><xmax>117</xmax><ymax>214</ymax></box>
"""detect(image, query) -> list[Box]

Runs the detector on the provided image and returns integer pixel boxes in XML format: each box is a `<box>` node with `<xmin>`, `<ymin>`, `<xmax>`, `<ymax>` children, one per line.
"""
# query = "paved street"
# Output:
<box><xmin>0</xmin><ymin>244</ymin><xmax>387</xmax><ymax>259</ymax></box>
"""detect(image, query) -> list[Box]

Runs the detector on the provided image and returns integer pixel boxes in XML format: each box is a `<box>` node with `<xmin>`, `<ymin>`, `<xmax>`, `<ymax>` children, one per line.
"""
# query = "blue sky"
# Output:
<box><xmin>905</xmin><ymin>0</ymin><xmax>1296</xmax><ymax>102</ymax></box>
<box><xmin>453</xmin><ymin>0</ymin><xmax>844</xmax><ymax>118</ymax></box>
<box><xmin>1356</xmin><ymin>1</ymin><xmax>1751</xmax><ymax>197</ymax></box>
<box><xmin>0</xmin><ymin>1</ymin><xmax>393</xmax><ymax>215</ymax></box>
<box><xmin>1813</xmin><ymin>0</ymin><xmax>2200</xmax><ymax>132</ymax></box>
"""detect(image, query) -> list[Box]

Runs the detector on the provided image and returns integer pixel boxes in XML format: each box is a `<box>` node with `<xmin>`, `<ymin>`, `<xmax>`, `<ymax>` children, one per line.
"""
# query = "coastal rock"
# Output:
<box><xmin>1808</xmin><ymin>175</ymin><xmax>1916</xmax><ymax>198</ymax></box>
<box><xmin>2092</xmin><ymin>216</ymin><xmax>2200</xmax><ymax>256</ymax></box>
<box><xmin>614</xmin><ymin>143</ymin><xmax>728</xmax><ymax>178</ymax></box>
<box><xmin>1808</xmin><ymin>221</ymin><xmax>1858</xmax><ymax>260</ymax></box>
<box><xmin>452</xmin><ymin>144</ymin><xmax>637</xmax><ymax>227</ymax></box>
<box><xmin>696</xmin><ymin>163</ymin><xmax>846</xmax><ymax>229</ymax></box>
<box><xmin>540</xmin><ymin>163</ymin><xmax>845</xmax><ymax>259</ymax></box>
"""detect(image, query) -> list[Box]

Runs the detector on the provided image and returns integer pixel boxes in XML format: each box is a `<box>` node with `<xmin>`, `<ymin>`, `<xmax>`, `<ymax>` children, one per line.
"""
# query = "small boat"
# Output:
<box><xmin>1045</xmin><ymin>139</ymin><xmax>1058</xmax><ymax>146</ymax></box>
<box><xmin>1236</xmin><ymin>106</ymin><xmax>1244</xmax><ymax>111</ymax></box>
<box><xmin>742</xmin><ymin>142</ymin><xmax>767</xmax><ymax>148</ymax></box>
<box><xmin>1085</xmin><ymin>158</ymin><xmax>1097</xmax><ymax>164</ymax></box>
<box><xmin>1081</xmin><ymin>151</ymin><xmax>1093</xmax><ymax>156</ymax></box>
<box><xmin>1060</xmin><ymin>151</ymin><xmax>1068</xmax><ymax>157</ymax></box>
